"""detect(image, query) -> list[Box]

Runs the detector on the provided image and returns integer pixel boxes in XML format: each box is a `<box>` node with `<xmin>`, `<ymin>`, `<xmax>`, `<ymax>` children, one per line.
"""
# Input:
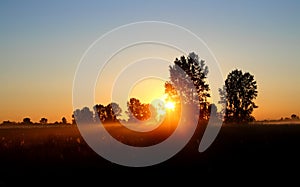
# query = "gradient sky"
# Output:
<box><xmin>0</xmin><ymin>0</ymin><xmax>299</xmax><ymax>123</ymax></box>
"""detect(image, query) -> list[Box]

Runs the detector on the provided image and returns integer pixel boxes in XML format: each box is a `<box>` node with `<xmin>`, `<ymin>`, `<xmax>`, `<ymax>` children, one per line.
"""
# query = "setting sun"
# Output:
<box><xmin>165</xmin><ymin>101</ymin><xmax>175</xmax><ymax>110</ymax></box>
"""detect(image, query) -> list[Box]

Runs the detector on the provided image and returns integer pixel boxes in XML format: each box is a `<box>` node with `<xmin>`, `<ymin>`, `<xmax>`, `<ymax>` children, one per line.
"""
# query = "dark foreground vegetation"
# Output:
<box><xmin>0</xmin><ymin>123</ymin><xmax>300</xmax><ymax>184</ymax></box>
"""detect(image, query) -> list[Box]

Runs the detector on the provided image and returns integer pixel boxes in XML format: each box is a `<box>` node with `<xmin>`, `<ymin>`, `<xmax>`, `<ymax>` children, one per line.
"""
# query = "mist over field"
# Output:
<box><xmin>1</xmin><ymin>1</ymin><xmax>300</xmax><ymax>185</ymax></box>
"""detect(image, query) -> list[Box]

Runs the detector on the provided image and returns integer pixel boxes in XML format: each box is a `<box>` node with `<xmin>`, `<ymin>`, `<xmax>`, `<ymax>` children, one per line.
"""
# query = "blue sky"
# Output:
<box><xmin>0</xmin><ymin>0</ymin><xmax>299</xmax><ymax>122</ymax></box>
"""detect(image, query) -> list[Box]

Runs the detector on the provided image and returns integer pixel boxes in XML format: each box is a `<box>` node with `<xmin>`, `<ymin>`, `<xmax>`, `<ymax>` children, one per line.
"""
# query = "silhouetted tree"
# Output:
<box><xmin>105</xmin><ymin>102</ymin><xmax>122</xmax><ymax>122</ymax></box>
<box><xmin>208</xmin><ymin>103</ymin><xmax>218</xmax><ymax>119</ymax></box>
<box><xmin>167</xmin><ymin>52</ymin><xmax>210</xmax><ymax>120</ymax></box>
<box><xmin>219</xmin><ymin>69</ymin><xmax>258</xmax><ymax>123</ymax></box>
<box><xmin>73</xmin><ymin>107</ymin><xmax>94</xmax><ymax>124</ymax></box>
<box><xmin>94</xmin><ymin>103</ymin><xmax>122</xmax><ymax>123</ymax></box>
<box><xmin>2</xmin><ymin>121</ymin><xmax>12</xmax><ymax>125</ymax></box>
<box><xmin>72</xmin><ymin>114</ymin><xmax>76</xmax><ymax>125</ymax></box>
<box><xmin>291</xmin><ymin>114</ymin><xmax>299</xmax><ymax>120</ymax></box>
<box><xmin>23</xmin><ymin>117</ymin><xmax>32</xmax><ymax>124</ymax></box>
<box><xmin>61</xmin><ymin>117</ymin><xmax>67</xmax><ymax>124</ymax></box>
<box><xmin>165</xmin><ymin>81</ymin><xmax>180</xmax><ymax>105</ymax></box>
<box><xmin>94</xmin><ymin>104</ymin><xmax>107</xmax><ymax>122</ymax></box>
<box><xmin>39</xmin><ymin>118</ymin><xmax>48</xmax><ymax>124</ymax></box>
<box><xmin>126</xmin><ymin>98</ymin><xmax>151</xmax><ymax>122</ymax></box>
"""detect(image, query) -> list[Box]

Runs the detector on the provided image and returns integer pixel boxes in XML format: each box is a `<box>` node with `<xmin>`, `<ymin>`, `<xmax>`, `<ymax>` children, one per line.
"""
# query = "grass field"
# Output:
<box><xmin>0</xmin><ymin>123</ymin><xmax>300</xmax><ymax>183</ymax></box>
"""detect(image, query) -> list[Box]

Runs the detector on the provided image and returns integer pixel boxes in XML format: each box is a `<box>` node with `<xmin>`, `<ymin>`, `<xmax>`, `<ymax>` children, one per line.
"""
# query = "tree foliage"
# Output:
<box><xmin>61</xmin><ymin>117</ymin><xmax>67</xmax><ymax>124</ymax></box>
<box><xmin>23</xmin><ymin>117</ymin><xmax>32</xmax><ymax>124</ymax></box>
<box><xmin>105</xmin><ymin>103</ymin><xmax>122</xmax><ymax>122</ymax></box>
<box><xmin>291</xmin><ymin>114</ymin><xmax>299</xmax><ymax>120</ymax></box>
<box><xmin>126</xmin><ymin>98</ymin><xmax>151</xmax><ymax>122</ymax></box>
<box><xmin>73</xmin><ymin>107</ymin><xmax>94</xmax><ymax>124</ymax></box>
<box><xmin>94</xmin><ymin>103</ymin><xmax>122</xmax><ymax>123</ymax></box>
<box><xmin>166</xmin><ymin>52</ymin><xmax>210</xmax><ymax>120</ymax></box>
<box><xmin>39</xmin><ymin>118</ymin><xmax>48</xmax><ymax>124</ymax></box>
<box><xmin>164</xmin><ymin>81</ymin><xmax>179</xmax><ymax>104</ymax></box>
<box><xmin>219</xmin><ymin>69</ymin><xmax>258</xmax><ymax>123</ymax></box>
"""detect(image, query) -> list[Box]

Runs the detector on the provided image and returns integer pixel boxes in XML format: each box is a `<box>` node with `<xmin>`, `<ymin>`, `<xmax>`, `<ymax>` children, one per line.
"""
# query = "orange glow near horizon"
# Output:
<box><xmin>130</xmin><ymin>79</ymin><xmax>168</xmax><ymax>121</ymax></box>
<box><xmin>1</xmin><ymin>1</ymin><xmax>300</xmax><ymax>124</ymax></box>
<box><xmin>129</xmin><ymin>78</ymin><xmax>166</xmax><ymax>105</ymax></box>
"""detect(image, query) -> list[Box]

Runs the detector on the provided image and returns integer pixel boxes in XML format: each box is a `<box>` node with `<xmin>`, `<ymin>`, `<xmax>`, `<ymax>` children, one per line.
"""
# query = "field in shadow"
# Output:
<box><xmin>0</xmin><ymin>123</ymin><xmax>300</xmax><ymax>183</ymax></box>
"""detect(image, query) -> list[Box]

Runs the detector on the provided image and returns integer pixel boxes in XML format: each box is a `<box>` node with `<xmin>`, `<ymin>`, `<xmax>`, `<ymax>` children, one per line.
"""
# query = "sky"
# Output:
<box><xmin>0</xmin><ymin>0</ymin><xmax>299</xmax><ymax>123</ymax></box>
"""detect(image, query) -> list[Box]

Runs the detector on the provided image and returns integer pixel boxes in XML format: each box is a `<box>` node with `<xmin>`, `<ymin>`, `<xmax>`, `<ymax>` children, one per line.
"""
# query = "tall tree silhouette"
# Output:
<box><xmin>126</xmin><ymin>98</ymin><xmax>151</xmax><ymax>122</ymax></box>
<box><xmin>219</xmin><ymin>69</ymin><xmax>258</xmax><ymax>123</ymax></box>
<box><xmin>167</xmin><ymin>52</ymin><xmax>210</xmax><ymax>120</ymax></box>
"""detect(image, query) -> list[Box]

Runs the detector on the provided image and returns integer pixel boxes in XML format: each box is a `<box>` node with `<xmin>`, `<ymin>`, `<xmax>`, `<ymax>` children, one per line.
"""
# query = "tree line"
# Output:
<box><xmin>1</xmin><ymin>117</ymin><xmax>70</xmax><ymax>126</ymax></box>
<box><xmin>73</xmin><ymin>97</ymin><xmax>158</xmax><ymax>124</ymax></box>
<box><xmin>73</xmin><ymin>52</ymin><xmax>259</xmax><ymax>125</ymax></box>
<box><xmin>1</xmin><ymin>52</ymin><xmax>260</xmax><ymax>126</ymax></box>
